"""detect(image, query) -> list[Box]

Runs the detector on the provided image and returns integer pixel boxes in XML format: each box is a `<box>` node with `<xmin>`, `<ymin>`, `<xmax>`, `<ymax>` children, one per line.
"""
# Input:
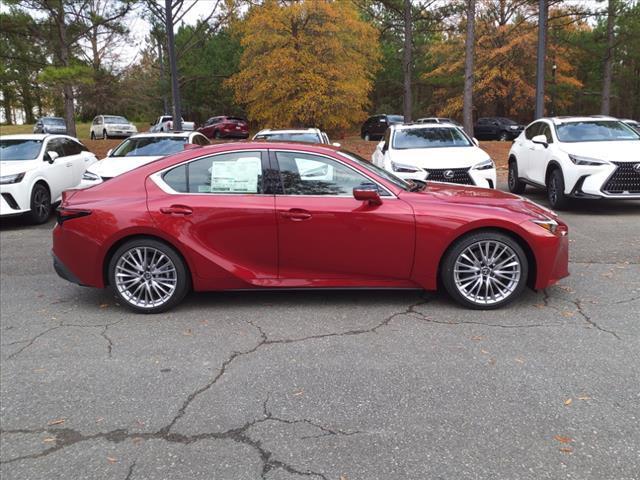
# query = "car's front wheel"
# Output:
<box><xmin>441</xmin><ymin>231</ymin><xmax>528</xmax><ymax>309</ymax></box>
<box><xmin>29</xmin><ymin>183</ymin><xmax>51</xmax><ymax>224</ymax></box>
<box><xmin>508</xmin><ymin>159</ymin><xmax>526</xmax><ymax>194</ymax></box>
<box><xmin>547</xmin><ymin>168</ymin><xmax>569</xmax><ymax>210</ymax></box>
<box><xmin>109</xmin><ymin>238</ymin><xmax>190</xmax><ymax>313</ymax></box>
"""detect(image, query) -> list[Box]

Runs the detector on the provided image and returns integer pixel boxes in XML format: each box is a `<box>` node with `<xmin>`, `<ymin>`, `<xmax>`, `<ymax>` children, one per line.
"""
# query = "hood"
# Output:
<box><xmin>404</xmin><ymin>182</ymin><xmax>557</xmax><ymax>218</ymax></box>
<box><xmin>106</xmin><ymin>123</ymin><xmax>135</xmax><ymax>130</ymax></box>
<box><xmin>560</xmin><ymin>140</ymin><xmax>640</xmax><ymax>163</ymax></box>
<box><xmin>88</xmin><ymin>156</ymin><xmax>161</xmax><ymax>178</ymax></box>
<box><xmin>0</xmin><ymin>160</ymin><xmax>40</xmax><ymax>176</ymax></box>
<box><xmin>390</xmin><ymin>146</ymin><xmax>490</xmax><ymax>169</ymax></box>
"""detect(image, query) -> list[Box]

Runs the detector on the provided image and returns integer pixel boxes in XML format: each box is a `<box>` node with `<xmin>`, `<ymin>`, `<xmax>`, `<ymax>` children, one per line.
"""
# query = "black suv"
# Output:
<box><xmin>474</xmin><ymin>117</ymin><xmax>524</xmax><ymax>141</ymax></box>
<box><xmin>360</xmin><ymin>114</ymin><xmax>404</xmax><ymax>141</ymax></box>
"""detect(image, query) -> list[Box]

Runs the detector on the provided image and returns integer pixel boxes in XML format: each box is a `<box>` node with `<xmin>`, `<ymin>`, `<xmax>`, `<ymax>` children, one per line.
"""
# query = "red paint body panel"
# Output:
<box><xmin>51</xmin><ymin>142</ymin><xmax>570</xmax><ymax>295</ymax></box>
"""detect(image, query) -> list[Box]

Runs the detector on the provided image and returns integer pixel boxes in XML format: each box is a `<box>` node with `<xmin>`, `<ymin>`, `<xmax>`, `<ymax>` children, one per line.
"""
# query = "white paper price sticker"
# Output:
<box><xmin>210</xmin><ymin>156</ymin><xmax>261</xmax><ymax>193</ymax></box>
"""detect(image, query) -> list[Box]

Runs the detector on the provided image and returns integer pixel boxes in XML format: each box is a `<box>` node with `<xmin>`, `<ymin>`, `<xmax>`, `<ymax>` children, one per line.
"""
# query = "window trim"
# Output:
<box><xmin>270</xmin><ymin>149</ymin><xmax>396</xmax><ymax>198</ymax></box>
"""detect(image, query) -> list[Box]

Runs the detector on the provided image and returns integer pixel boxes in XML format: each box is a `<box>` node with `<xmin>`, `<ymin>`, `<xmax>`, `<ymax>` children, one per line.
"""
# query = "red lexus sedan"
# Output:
<box><xmin>52</xmin><ymin>142</ymin><xmax>569</xmax><ymax>313</ymax></box>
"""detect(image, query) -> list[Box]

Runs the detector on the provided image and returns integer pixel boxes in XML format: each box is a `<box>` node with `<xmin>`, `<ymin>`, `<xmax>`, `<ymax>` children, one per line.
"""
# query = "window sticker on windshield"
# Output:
<box><xmin>210</xmin><ymin>156</ymin><xmax>261</xmax><ymax>193</ymax></box>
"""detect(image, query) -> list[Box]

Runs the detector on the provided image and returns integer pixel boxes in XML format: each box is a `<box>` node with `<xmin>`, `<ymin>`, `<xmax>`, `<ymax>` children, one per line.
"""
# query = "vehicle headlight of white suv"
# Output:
<box><xmin>0</xmin><ymin>173</ymin><xmax>25</xmax><ymax>184</ymax></box>
<box><xmin>82</xmin><ymin>171</ymin><xmax>101</xmax><ymax>182</ymax></box>
<box><xmin>472</xmin><ymin>159</ymin><xmax>495</xmax><ymax>170</ymax></box>
<box><xmin>391</xmin><ymin>161</ymin><xmax>422</xmax><ymax>173</ymax></box>
<box><xmin>568</xmin><ymin>154</ymin><xmax>610</xmax><ymax>166</ymax></box>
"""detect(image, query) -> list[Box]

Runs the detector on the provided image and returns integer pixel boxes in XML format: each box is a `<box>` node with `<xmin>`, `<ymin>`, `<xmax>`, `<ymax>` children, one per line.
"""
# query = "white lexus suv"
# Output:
<box><xmin>508</xmin><ymin>116</ymin><xmax>640</xmax><ymax>209</ymax></box>
<box><xmin>372</xmin><ymin>123</ymin><xmax>496</xmax><ymax>189</ymax></box>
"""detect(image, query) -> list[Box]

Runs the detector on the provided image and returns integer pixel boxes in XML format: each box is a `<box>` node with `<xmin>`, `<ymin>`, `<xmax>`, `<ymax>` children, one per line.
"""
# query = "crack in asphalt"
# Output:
<box><xmin>124</xmin><ymin>461</ymin><xmax>136</xmax><ymax>480</ymax></box>
<box><xmin>573</xmin><ymin>299</ymin><xmax>621</xmax><ymax>340</ymax></box>
<box><xmin>4</xmin><ymin>320</ymin><xmax>123</xmax><ymax>360</ymax></box>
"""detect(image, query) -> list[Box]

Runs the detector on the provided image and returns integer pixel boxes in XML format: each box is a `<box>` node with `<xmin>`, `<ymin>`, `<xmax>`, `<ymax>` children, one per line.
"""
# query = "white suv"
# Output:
<box><xmin>90</xmin><ymin>115</ymin><xmax>137</xmax><ymax>140</ymax></box>
<box><xmin>372</xmin><ymin>123</ymin><xmax>496</xmax><ymax>189</ymax></box>
<box><xmin>508</xmin><ymin>117</ymin><xmax>640</xmax><ymax>209</ymax></box>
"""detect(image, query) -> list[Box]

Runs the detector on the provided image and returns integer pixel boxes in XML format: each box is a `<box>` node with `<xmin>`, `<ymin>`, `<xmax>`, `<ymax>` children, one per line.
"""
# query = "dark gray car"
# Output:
<box><xmin>33</xmin><ymin>117</ymin><xmax>67</xmax><ymax>134</ymax></box>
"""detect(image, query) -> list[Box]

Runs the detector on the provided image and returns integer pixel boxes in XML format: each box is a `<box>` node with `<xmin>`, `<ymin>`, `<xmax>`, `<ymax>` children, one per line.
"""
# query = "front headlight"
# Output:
<box><xmin>568</xmin><ymin>154</ymin><xmax>609</xmax><ymax>166</ymax></box>
<box><xmin>531</xmin><ymin>218</ymin><xmax>559</xmax><ymax>234</ymax></box>
<box><xmin>472</xmin><ymin>159</ymin><xmax>495</xmax><ymax>170</ymax></box>
<box><xmin>391</xmin><ymin>161</ymin><xmax>421</xmax><ymax>173</ymax></box>
<box><xmin>82</xmin><ymin>171</ymin><xmax>100</xmax><ymax>182</ymax></box>
<box><xmin>0</xmin><ymin>172</ymin><xmax>25</xmax><ymax>184</ymax></box>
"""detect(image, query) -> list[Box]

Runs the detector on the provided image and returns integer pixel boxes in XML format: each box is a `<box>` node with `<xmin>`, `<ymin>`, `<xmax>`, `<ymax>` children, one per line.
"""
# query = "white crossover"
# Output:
<box><xmin>371</xmin><ymin>123</ymin><xmax>496</xmax><ymax>189</ymax></box>
<box><xmin>0</xmin><ymin>134</ymin><xmax>97</xmax><ymax>223</ymax></box>
<box><xmin>508</xmin><ymin>116</ymin><xmax>640</xmax><ymax>209</ymax></box>
<box><xmin>79</xmin><ymin>132</ymin><xmax>210</xmax><ymax>188</ymax></box>
<box><xmin>90</xmin><ymin>115</ymin><xmax>138</xmax><ymax>140</ymax></box>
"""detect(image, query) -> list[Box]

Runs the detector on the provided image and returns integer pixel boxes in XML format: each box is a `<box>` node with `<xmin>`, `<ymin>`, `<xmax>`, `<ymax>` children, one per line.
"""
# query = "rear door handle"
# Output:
<box><xmin>281</xmin><ymin>208</ymin><xmax>312</xmax><ymax>221</ymax></box>
<box><xmin>160</xmin><ymin>205</ymin><xmax>193</xmax><ymax>215</ymax></box>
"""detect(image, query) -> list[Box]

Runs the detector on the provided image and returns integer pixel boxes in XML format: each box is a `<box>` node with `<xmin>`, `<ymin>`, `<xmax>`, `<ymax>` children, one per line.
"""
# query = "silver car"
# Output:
<box><xmin>33</xmin><ymin>117</ymin><xmax>67</xmax><ymax>134</ymax></box>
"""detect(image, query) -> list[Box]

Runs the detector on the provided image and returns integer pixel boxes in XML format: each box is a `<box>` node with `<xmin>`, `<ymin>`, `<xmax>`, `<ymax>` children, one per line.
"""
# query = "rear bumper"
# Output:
<box><xmin>52</xmin><ymin>252</ymin><xmax>83</xmax><ymax>285</ymax></box>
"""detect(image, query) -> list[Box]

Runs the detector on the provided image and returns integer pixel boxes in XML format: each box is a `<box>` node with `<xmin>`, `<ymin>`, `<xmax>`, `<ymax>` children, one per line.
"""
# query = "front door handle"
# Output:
<box><xmin>66</xmin><ymin>162</ymin><xmax>73</xmax><ymax>167</ymax></box>
<box><xmin>281</xmin><ymin>208</ymin><xmax>312</xmax><ymax>221</ymax></box>
<box><xmin>160</xmin><ymin>205</ymin><xmax>193</xmax><ymax>215</ymax></box>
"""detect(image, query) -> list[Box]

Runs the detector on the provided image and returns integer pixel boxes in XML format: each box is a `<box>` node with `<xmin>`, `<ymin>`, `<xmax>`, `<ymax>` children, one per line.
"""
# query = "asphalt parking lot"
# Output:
<box><xmin>1</xmin><ymin>186</ymin><xmax>638</xmax><ymax>480</ymax></box>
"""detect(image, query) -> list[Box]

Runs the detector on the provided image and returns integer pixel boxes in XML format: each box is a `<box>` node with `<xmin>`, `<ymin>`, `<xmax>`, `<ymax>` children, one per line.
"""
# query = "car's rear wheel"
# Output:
<box><xmin>109</xmin><ymin>239</ymin><xmax>190</xmax><ymax>313</ymax></box>
<box><xmin>508</xmin><ymin>159</ymin><xmax>526</xmax><ymax>194</ymax></box>
<box><xmin>29</xmin><ymin>183</ymin><xmax>51</xmax><ymax>224</ymax></box>
<box><xmin>547</xmin><ymin>168</ymin><xmax>569</xmax><ymax>210</ymax></box>
<box><xmin>442</xmin><ymin>231</ymin><xmax>528</xmax><ymax>309</ymax></box>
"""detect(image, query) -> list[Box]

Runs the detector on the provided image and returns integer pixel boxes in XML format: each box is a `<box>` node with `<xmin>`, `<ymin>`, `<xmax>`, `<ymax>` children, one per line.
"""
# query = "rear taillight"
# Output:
<box><xmin>56</xmin><ymin>208</ymin><xmax>92</xmax><ymax>225</ymax></box>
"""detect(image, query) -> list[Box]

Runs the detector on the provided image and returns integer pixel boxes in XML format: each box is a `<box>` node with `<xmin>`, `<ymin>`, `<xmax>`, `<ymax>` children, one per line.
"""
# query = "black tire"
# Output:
<box><xmin>108</xmin><ymin>238</ymin><xmax>190</xmax><ymax>314</ymax></box>
<box><xmin>28</xmin><ymin>183</ymin><xmax>51</xmax><ymax>224</ymax></box>
<box><xmin>547</xmin><ymin>168</ymin><xmax>569</xmax><ymax>210</ymax></box>
<box><xmin>508</xmin><ymin>159</ymin><xmax>526</xmax><ymax>194</ymax></box>
<box><xmin>441</xmin><ymin>231</ymin><xmax>528</xmax><ymax>310</ymax></box>
<box><xmin>90</xmin><ymin>131</ymin><xmax>96</xmax><ymax>140</ymax></box>
<box><xmin>103</xmin><ymin>129</ymin><xmax>108</xmax><ymax>140</ymax></box>
<box><xmin>498</xmin><ymin>131</ymin><xmax>509</xmax><ymax>142</ymax></box>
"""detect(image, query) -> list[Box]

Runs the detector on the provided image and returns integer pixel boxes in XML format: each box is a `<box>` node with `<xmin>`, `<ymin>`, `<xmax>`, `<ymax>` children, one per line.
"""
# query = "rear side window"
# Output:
<box><xmin>162</xmin><ymin>151</ymin><xmax>264</xmax><ymax>194</ymax></box>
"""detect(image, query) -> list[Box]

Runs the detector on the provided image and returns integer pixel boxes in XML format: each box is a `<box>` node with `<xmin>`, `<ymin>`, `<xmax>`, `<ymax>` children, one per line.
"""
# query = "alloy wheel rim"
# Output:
<box><xmin>454</xmin><ymin>240</ymin><xmax>521</xmax><ymax>305</ymax></box>
<box><xmin>34</xmin><ymin>189</ymin><xmax>49</xmax><ymax>218</ymax></box>
<box><xmin>115</xmin><ymin>247</ymin><xmax>177</xmax><ymax>308</ymax></box>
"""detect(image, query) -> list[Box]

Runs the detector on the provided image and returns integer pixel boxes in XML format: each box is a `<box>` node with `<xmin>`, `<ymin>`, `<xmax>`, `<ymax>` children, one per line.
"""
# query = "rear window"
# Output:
<box><xmin>43</xmin><ymin>118</ymin><xmax>65</xmax><ymax>126</ymax></box>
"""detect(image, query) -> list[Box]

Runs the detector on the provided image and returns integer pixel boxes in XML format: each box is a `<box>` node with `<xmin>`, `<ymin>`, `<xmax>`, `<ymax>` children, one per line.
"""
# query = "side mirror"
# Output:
<box><xmin>353</xmin><ymin>186</ymin><xmax>382</xmax><ymax>205</ymax></box>
<box><xmin>45</xmin><ymin>151</ymin><xmax>59</xmax><ymax>163</ymax></box>
<box><xmin>106</xmin><ymin>149</ymin><xmax>113</xmax><ymax>157</ymax></box>
<box><xmin>332</xmin><ymin>142</ymin><xmax>341</xmax><ymax>147</ymax></box>
<box><xmin>472</xmin><ymin>137</ymin><xmax>479</xmax><ymax>147</ymax></box>
<box><xmin>531</xmin><ymin>134</ymin><xmax>548</xmax><ymax>148</ymax></box>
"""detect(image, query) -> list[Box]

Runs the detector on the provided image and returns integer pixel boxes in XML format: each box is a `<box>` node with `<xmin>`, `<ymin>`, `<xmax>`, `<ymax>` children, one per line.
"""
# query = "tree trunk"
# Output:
<box><xmin>157</xmin><ymin>35</ymin><xmax>169</xmax><ymax>114</ymax></box>
<box><xmin>601</xmin><ymin>0</ymin><xmax>615</xmax><ymax>115</ymax></box>
<box><xmin>535</xmin><ymin>0</ymin><xmax>547</xmax><ymax>119</ymax></box>
<box><xmin>54</xmin><ymin>3</ymin><xmax>77</xmax><ymax>137</ymax></box>
<box><xmin>2</xmin><ymin>89</ymin><xmax>13</xmax><ymax>125</ymax></box>
<box><xmin>20</xmin><ymin>82</ymin><xmax>36</xmax><ymax>124</ymax></box>
<box><xmin>462</xmin><ymin>0</ymin><xmax>475</xmax><ymax>136</ymax></box>
<box><xmin>402</xmin><ymin>0</ymin><xmax>412</xmax><ymax>122</ymax></box>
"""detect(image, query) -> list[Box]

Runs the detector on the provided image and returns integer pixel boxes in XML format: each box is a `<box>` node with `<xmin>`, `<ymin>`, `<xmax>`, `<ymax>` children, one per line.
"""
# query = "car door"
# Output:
<box><xmin>519</xmin><ymin>122</ymin><xmax>543</xmax><ymax>181</ymax></box>
<box><xmin>60</xmin><ymin>138</ymin><xmax>93</xmax><ymax>185</ymax></box>
<box><xmin>272</xmin><ymin>150</ymin><xmax>415</xmax><ymax>281</ymax></box>
<box><xmin>41</xmin><ymin>138</ymin><xmax>74</xmax><ymax>201</ymax></box>
<box><xmin>528</xmin><ymin>122</ymin><xmax>554</xmax><ymax>185</ymax></box>
<box><xmin>146</xmin><ymin>150</ymin><xmax>278</xmax><ymax>282</ymax></box>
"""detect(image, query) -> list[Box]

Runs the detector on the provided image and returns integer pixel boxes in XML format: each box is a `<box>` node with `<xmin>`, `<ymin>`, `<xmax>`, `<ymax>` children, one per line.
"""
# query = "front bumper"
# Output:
<box><xmin>106</xmin><ymin>129</ymin><xmax>135</xmax><ymax>137</ymax></box>
<box><xmin>567</xmin><ymin>162</ymin><xmax>640</xmax><ymax>199</ymax></box>
<box><xmin>0</xmin><ymin>184</ymin><xmax>30</xmax><ymax>216</ymax></box>
<box><xmin>518</xmin><ymin>219</ymin><xmax>570</xmax><ymax>289</ymax></box>
<box><xmin>392</xmin><ymin>168</ymin><xmax>497</xmax><ymax>189</ymax></box>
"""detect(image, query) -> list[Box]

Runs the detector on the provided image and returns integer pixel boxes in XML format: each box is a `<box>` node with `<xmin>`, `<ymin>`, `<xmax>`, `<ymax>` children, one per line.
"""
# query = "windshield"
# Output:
<box><xmin>555</xmin><ymin>120</ymin><xmax>640</xmax><ymax>143</ymax></box>
<box><xmin>111</xmin><ymin>137</ymin><xmax>188</xmax><ymax>157</ymax></box>
<box><xmin>0</xmin><ymin>139</ymin><xmax>43</xmax><ymax>161</ymax></box>
<box><xmin>392</xmin><ymin>127</ymin><xmax>472</xmax><ymax>149</ymax></box>
<box><xmin>42</xmin><ymin>117</ymin><xmax>65</xmax><ymax>126</ymax></box>
<box><xmin>387</xmin><ymin>115</ymin><xmax>404</xmax><ymax>123</ymax></box>
<box><xmin>337</xmin><ymin>150</ymin><xmax>410</xmax><ymax>191</ymax></box>
<box><xmin>104</xmin><ymin>116</ymin><xmax>129</xmax><ymax>124</ymax></box>
<box><xmin>255</xmin><ymin>133</ymin><xmax>321</xmax><ymax>143</ymax></box>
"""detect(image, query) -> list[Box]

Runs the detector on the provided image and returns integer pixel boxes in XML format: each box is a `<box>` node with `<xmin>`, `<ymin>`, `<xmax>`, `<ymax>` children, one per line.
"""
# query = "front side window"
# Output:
<box><xmin>525</xmin><ymin>122</ymin><xmax>542</xmax><ymax>140</ymax></box>
<box><xmin>392</xmin><ymin>127</ymin><xmax>472</xmax><ymax>149</ymax></box>
<box><xmin>555</xmin><ymin>120</ymin><xmax>640</xmax><ymax>143</ymax></box>
<box><xmin>276</xmin><ymin>151</ymin><xmax>375</xmax><ymax>196</ymax></box>
<box><xmin>540</xmin><ymin>124</ymin><xmax>554</xmax><ymax>143</ymax></box>
<box><xmin>163</xmin><ymin>151</ymin><xmax>264</xmax><ymax>194</ymax></box>
<box><xmin>0</xmin><ymin>139</ymin><xmax>44</xmax><ymax>161</ymax></box>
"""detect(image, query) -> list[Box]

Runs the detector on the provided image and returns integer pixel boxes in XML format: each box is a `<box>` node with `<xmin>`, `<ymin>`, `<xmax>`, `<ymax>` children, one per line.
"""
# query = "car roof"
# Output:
<box><xmin>255</xmin><ymin>128</ymin><xmax>322</xmax><ymax>135</ymax></box>
<box><xmin>390</xmin><ymin>123</ymin><xmax>460</xmax><ymax>131</ymax></box>
<box><xmin>0</xmin><ymin>133</ymin><xmax>77</xmax><ymax>141</ymax></box>
<box><xmin>127</xmin><ymin>132</ymin><xmax>198</xmax><ymax>139</ymax></box>
<box><xmin>547</xmin><ymin>116</ymin><xmax>621</xmax><ymax>125</ymax></box>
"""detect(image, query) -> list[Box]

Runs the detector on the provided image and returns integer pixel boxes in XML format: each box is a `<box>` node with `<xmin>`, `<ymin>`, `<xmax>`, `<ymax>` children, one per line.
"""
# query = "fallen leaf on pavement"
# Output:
<box><xmin>43</xmin><ymin>437</ymin><xmax>56</xmax><ymax>443</ymax></box>
<box><xmin>132</xmin><ymin>437</ymin><xmax>144</xmax><ymax>445</ymax></box>
<box><xmin>480</xmin><ymin>349</ymin><xmax>489</xmax><ymax>354</ymax></box>
<box><xmin>554</xmin><ymin>435</ymin><xmax>572</xmax><ymax>444</ymax></box>
<box><xmin>564</xmin><ymin>398</ymin><xmax>573</xmax><ymax>406</ymax></box>
<box><xmin>33</xmin><ymin>368</ymin><xmax>46</xmax><ymax>373</ymax></box>
<box><xmin>577</xmin><ymin>396</ymin><xmax>591</xmax><ymax>400</ymax></box>
<box><xmin>99</xmin><ymin>304</ymin><xmax>109</xmax><ymax>308</ymax></box>
<box><xmin>293</xmin><ymin>389</ymin><xmax>304</xmax><ymax>396</ymax></box>
<box><xmin>559</xmin><ymin>447</ymin><xmax>573</xmax><ymax>453</ymax></box>
<box><xmin>47</xmin><ymin>418</ymin><xmax>65</xmax><ymax>426</ymax></box>
<box><xmin>471</xmin><ymin>335</ymin><xmax>484</xmax><ymax>341</ymax></box>
<box><xmin>515</xmin><ymin>357</ymin><xmax>525</xmax><ymax>364</ymax></box>
<box><xmin>183</xmin><ymin>329</ymin><xmax>193</xmax><ymax>336</ymax></box>
<box><xmin>95</xmin><ymin>417</ymin><xmax>104</xmax><ymax>423</ymax></box>
<box><xmin>107</xmin><ymin>456</ymin><xmax>117</xmax><ymax>464</ymax></box>
<box><xmin>340</xmin><ymin>475</ymin><xmax>348</xmax><ymax>480</ymax></box>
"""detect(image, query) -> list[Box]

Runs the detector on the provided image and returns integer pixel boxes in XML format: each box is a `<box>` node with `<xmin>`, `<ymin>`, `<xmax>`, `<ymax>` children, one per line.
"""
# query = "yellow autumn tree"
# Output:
<box><xmin>423</xmin><ymin>4</ymin><xmax>584</xmax><ymax>119</ymax></box>
<box><xmin>227</xmin><ymin>0</ymin><xmax>380</xmax><ymax>131</ymax></box>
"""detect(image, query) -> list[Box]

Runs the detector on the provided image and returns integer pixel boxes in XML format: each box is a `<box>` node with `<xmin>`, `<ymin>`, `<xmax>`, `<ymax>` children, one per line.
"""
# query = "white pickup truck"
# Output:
<box><xmin>149</xmin><ymin>115</ymin><xmax>195</xmax><ymax>132</ymax></box>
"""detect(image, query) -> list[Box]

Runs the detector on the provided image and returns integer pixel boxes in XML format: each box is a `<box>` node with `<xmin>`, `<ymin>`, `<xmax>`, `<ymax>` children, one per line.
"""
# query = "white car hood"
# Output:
<box><xmin>389</xmin><ymin>146</ymin><xmax>490</xmax><ymax>168</ymax></box>
<box><xmin>0</xmin><ymin>160</ymin><xmax>40</xmax><ymax>176</ymax></box>
<box><xmin>106</xmin><ymin>124</ymin><xmax>134</xmax><ymax>130</ymax></box>
<box><xmin>561</xmin><ymin>140</ymin><xmax>640</xmax><ymax>163</ymax></box>
<box><xmin>88</xmin><ymin>156</ymin><xmax>160</xmax><ymax>178</ymax></box>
